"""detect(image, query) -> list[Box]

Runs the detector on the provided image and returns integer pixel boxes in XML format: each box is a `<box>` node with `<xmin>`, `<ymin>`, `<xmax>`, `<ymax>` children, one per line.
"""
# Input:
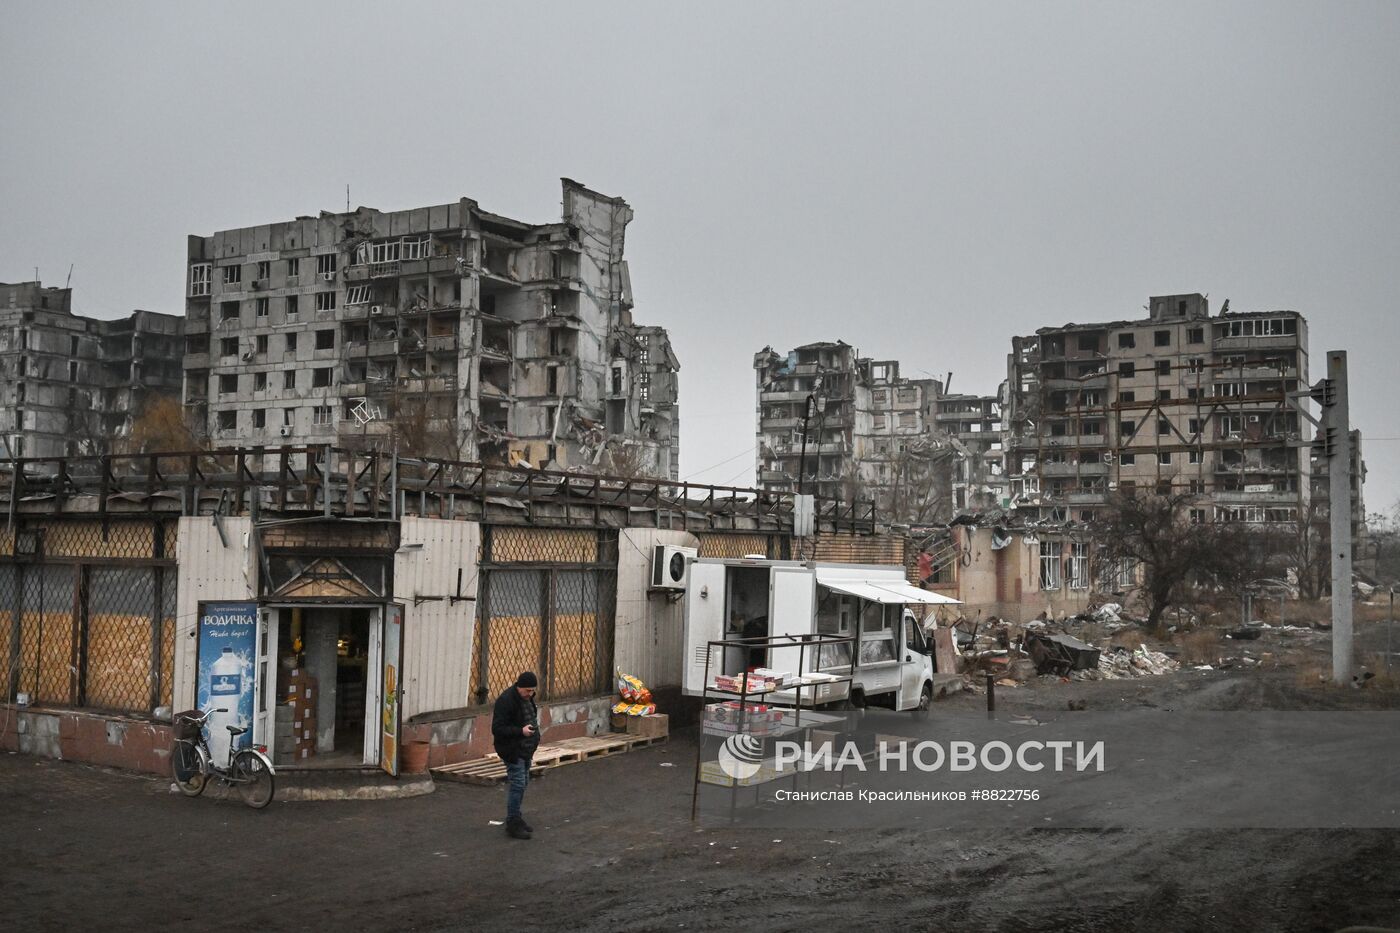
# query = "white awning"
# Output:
<box><xmin>816</xmin><ymin>574</ymin><xmax>962</xmax><ymax>606</ymax></box>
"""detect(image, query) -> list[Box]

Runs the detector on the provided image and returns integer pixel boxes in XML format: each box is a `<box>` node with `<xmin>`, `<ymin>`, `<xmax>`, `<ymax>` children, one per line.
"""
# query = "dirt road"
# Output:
<box><xmin>5</xmin><ymin>661</ymin><xmax>1400</xmax><ymax>933</ymax></box>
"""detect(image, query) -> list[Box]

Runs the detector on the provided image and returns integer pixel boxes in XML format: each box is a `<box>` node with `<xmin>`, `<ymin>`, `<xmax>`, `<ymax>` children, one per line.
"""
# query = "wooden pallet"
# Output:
<box><xmin>431</xmin><ymin>732</ymin><xmax>666</xmax><ymax>785</ymax></box>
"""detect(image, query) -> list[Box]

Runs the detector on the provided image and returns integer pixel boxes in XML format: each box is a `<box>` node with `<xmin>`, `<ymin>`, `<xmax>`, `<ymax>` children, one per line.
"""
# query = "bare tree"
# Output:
<box><xmin>881</xmin><ymin>444</ymin><xmax>955</xmax><ymax>525</ymax></box>
<box><xmin>1091</xmin><ymin>491</ymin><xmax>1284</xmax><ymax>631</ymax></box>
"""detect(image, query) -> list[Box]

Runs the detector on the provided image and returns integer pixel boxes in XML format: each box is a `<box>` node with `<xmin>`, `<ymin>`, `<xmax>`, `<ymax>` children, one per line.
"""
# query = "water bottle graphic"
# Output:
<box><xmin>207</xmin><ymin>647</ymin><xmax>242</xmax><ymax>766</ymax></box>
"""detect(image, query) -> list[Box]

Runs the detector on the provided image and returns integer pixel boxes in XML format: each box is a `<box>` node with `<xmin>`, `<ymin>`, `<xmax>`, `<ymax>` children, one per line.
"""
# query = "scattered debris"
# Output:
<box><xmin>1026</xmin><ymin>633</ymin><xmax>1102</xmax><ymax>676</ymax></box>
<box><xmin>1085</xmin><ymin>645</ymin><xmax>1179</xmax><ymax>680</ymax></box>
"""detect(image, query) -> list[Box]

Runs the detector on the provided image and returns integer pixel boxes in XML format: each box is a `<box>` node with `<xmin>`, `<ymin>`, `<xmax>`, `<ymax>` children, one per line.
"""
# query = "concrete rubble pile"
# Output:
<box><xmin>1081</xmin><ymin>644</ymin><xmax>1180</xmax><ymax>681</ymax></box>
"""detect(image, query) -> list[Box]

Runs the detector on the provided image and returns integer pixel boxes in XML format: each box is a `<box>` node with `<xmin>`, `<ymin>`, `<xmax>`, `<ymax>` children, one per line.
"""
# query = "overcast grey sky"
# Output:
<box><xmin>3</xmin><ymin>1</ymin><xmax>1398</xmax><ymax>509</ymax></box>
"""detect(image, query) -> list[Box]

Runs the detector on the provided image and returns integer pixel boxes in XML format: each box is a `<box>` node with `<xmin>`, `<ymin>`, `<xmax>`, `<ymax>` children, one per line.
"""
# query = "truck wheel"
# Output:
<box><xmin>918</xmin><ymin>683</ymin><xmax>933</xmax><ymax>711</ymax></box>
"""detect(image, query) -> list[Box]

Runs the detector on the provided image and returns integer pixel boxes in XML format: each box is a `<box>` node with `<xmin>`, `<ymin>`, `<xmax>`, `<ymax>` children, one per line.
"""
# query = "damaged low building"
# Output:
<box><xmin>0</xmin><ymin>280</ymin><xmax>184</xmax><ymax>458</ymax></box>
<box><xmin>181</xmin><ymin>179</ymin><xmax>679</xmax><ymax>478</ymax></box>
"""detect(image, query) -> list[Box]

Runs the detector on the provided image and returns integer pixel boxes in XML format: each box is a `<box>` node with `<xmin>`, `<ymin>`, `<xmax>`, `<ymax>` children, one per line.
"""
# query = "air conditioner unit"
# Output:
<box><xmin>278</xmin><ymin>426</ymin><xmax>293</xmax><ymax>438</ymax></box>
<box><xmin>1247</xmin><ymin>415</ymin><xmax>1260</xmax><ymax>424</ymax></box>
<box><xmin>320</xmin><ymin>271</ymin><xmax>335</xmax><ymax>282</ymax></box>
<box><xmin>650</xmin><ymin>544</ymin><xmax>697</xmax><ymax>591</ymax></box>
<box><xmin>370</xmin><ymin>305</ymin><xmax>383</xmax><ymax>315</ymax></box>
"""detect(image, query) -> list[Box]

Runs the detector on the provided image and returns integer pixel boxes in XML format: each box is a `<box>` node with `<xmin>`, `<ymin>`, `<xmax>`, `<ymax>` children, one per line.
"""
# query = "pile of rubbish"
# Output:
<box><xmin>1081</xmin><ymin>644</ymin><xmax>1179</xmax><ymax>680</ymax></box>
<box><xmin>948</xmin><ymin>601</ymin><xmax>1186</xmax><ymax>687</ymax></box>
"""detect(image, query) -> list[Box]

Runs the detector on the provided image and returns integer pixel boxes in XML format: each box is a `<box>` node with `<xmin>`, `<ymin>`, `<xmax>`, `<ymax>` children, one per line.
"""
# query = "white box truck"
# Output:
<box><xmin>680</xmin><ymin>557</ymin><xmax>961</xmax><ymax>711</ymax></box>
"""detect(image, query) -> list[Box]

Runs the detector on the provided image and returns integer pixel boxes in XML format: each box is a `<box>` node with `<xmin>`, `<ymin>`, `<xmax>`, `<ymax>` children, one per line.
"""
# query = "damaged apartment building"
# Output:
<box><xmin>0</xmin><ymin>281</ymin><xmax>184</xmax><ymax>458</ymax></box>
<box><xmin>754</xmin><ymin>342</ymin><xmax>963</xmax><ymax>523</ymax></box>
<box><xmin>1004</xmin><ymin>293</ymin><xmax>1314</xmax><ymax>525</ymax></box>
<box><xmin>182</xmin><ymin>179</ymin><xmax>679</xmax><ymax>478</ymax></box>
<box><xmin>933</xmin><ymin>390</ymin><xmax>1010</xmax><ymax>511</ymax></box>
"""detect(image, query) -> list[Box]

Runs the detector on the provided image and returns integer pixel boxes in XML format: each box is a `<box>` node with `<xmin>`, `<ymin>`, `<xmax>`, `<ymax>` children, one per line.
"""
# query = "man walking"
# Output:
<box><xmin>492</xmin><ymin>671</ymin><xmax>541</xmax><ymax>840</ymax></box>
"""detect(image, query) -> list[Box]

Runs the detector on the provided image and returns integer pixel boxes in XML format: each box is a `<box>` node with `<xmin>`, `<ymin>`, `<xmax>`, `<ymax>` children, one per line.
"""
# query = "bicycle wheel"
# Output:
<box><xmin>231</xmin><ymin>750</ymin><xmax>275</xmax><ymax>809</ymax></box>
<box><xmin>171</xmin><ymin>741</ymin><xmax>208</xmax><ymax>797</ymax></box>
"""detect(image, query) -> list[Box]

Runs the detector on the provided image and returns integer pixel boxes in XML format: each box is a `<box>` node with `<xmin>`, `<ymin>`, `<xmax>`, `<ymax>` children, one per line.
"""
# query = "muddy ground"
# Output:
<box><xmin>4</xmin><ymin>619</ymin><xmax>1400</xmax><ymax>933</ymax></box>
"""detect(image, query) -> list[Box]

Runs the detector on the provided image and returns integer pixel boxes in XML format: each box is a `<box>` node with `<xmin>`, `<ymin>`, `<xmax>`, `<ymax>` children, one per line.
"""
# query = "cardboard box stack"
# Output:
<box><xmin>274</xmin><ymin>667</ymin><xmax>318</xmax><ymax>765</ymax></box>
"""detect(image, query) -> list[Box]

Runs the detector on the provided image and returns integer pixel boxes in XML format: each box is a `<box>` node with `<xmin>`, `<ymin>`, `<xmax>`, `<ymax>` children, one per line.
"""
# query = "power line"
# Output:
<box><xmin>682</xmin><ymin>444</ymin><xmax>756</xmax><ymax>482</ymax></box>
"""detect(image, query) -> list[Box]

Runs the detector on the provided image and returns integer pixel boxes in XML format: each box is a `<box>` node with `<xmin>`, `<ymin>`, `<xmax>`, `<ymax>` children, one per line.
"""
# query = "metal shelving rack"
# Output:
<box><xmin>689</xmin><ymin>631</ymin><xmax>857</xmax><ymax>820</ymax></box>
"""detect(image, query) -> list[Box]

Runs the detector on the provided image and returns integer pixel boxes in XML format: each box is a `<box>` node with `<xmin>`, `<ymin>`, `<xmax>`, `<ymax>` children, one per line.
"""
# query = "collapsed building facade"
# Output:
<box><xmin>0</xmin><ymin>281</ymin><xmax>184</xmax><ymax>458</ymax></box>
<box><xmin>753</xmin><ymin>342</ymin><xmax>956</xmax><ymax>523</ymax></box>
<box><xmin>1004</xmin><ymin>294</ymin><xmax>1312</xmax><ymax>526</ymax></box>
<box><xmin>182</xmin><ymin>179</ymin><xmax>679</xmax><ymax>478</ymax></box>
<box><xmin>933</xmin><ymin>391</ymin><xmax>1009</xmax><ymax>511</ymax></box>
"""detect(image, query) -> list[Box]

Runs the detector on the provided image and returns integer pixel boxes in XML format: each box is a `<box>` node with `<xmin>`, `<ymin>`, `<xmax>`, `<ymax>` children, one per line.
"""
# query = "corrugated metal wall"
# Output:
<box><xmin>173</xmin><ymin>517</ymin><xmax>254</xmax><ymax>711</ymax></box>
<box><xmin>614</xmin><ymin>528</ymin><xmax>699</xmax><ymax>689</ymax></box>
<box><xmin>394</xmin><ymin>517</ymin><xmax>478</xmax><ymax>719</ymax></box>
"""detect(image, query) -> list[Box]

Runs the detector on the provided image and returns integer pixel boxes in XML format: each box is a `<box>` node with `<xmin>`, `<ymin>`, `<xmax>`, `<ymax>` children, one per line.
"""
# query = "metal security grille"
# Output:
<box><xmin>2</xmin><ymin>519</ymin><xmax>175</xmax><ymax>715</ymax></box>
<box><xmin>472</xmin><ymin>527</ymin><xmax>617</xmax><ymax>705</ymax></box>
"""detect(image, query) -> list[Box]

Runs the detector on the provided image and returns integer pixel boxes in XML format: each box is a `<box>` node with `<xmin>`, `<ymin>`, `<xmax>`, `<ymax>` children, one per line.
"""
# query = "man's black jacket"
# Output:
<box><xmin>492</xmin><ymin>686</ymin><xmax>540</xmax><ymax>763</ymax></box>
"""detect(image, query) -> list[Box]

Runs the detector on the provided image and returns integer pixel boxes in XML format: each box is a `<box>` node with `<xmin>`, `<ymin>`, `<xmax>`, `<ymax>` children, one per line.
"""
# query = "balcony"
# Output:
<box><xmin>1214</xmin><ymin>365</ymin><xmax>1298</xmax><ymax>382</ymax></box>
<box><xmin>342</xmin><ymin>304</ymin><xmax>369</xmax><ymax>321</ymax></box>
<box><xmin>1212</xmin><ymin>335</ymin><xmax>1300</xmax><ymax>351</ymax></box>
<box><xmin>426</xmin><ymin>334</ymin><xmax>457</xmax><ymax>354</ymax></box>
<box><xmin>1066</xmin><ymin>492</ymin><xmax>1108</xmax><ymax>505</ymax></box>
<box><xmin>1039</xmin><ymin>461</ymin><xmax>1108</xmax><ymax>477</ymax></box>
<box><xmin>759</xmin><ymin>390</ymin><xmax>816</xmax><ymax>403</ymax></box>
<box><xmin>1214</xmin><ymin>490</ymin><xmax>1298</xmax><ymax>505</ymax></box>
<box><xmin>761</xmin><ymin>417</ymin><xmax>802</xmax><ymax>430</ymax></box>
<box><xmin>184</xmin><ymin>316</ymin><xmax>210</xmax><ymax>335</ymax></box>
<box><xmin>1042</xmin><ymin>374</ymin><xmax>1108</xmax><ymax>391</ymax></box>
<box><xmin>183</xmin><ymin>352</ymin><xmax>210</xmax><ymax>370</ymax></box>
<box><xmin>367</xmin><ymin>338</ymin><xmax>398</xmax><ymax>358</ymax></box>
<box><xmin>1042</xmin><ymin>434</ymin><xmax>1108</xmax><ymax>448</ymax></box>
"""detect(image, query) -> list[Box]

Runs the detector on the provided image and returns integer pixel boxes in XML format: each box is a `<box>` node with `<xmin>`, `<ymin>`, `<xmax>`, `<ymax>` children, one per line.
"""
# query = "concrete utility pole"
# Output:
<box><xmin>1289</xmin><ymin>350</ymin><xmax>1353</xmax><ymax>684</ymax></box>
<box><xmin>1324</xmin><ymin>351</ymin><xmax>1353</xmax><ymax>685</ymax></box>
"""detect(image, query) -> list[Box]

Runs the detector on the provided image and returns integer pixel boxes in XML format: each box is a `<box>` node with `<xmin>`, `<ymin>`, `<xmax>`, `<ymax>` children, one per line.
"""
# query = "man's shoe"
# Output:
<box><xmin>519</xmin><ymin>816</ymin><xmax>534</xmax><ymax>833</ymax></box>
<box><xmin>505</xmin><ymin>818</ymin><xmax>532</xmax><ymax>840</ymax></box>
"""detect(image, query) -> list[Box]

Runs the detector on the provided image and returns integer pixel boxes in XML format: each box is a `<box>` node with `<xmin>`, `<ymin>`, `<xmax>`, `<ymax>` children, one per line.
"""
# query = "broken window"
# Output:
<box><xmin>1190</xmin><ymin>509</ymin><xmax>1206</xmax><ymax>524</ymax></box>
<box><xmin>896</xmin><ymin>387</ymin><xmax>917</xmax><ymax>405</ymax></box>
<box><xmin>253</xmin><ymin>409</ymin><xmax>266</xmax><ymax>429</ymax></box>
<box><xmin>217</xmin><ymin>410</ymin><xmax>236</xmax><ymax>431</ymax></box>
<box><xmin>316</xmin><ymin>254</ymin><xmax>337</xmax><ymax>279</ymax></box>
<box><xmin>313</xmin><ymin>367</ymin><xmax>332</xmax><ymax>388</ymax></box>
<box><xmin>1119</xmin><ymin>391</ymin><xmax>1135</xmax><ymax>404</ymax></box>
<box><xmin>284</xmin><ymin>370</ymin><xmax>297</xmax><ymax>390</ymax></box>
<box><xmin>1188</xmin><ymin>358</ymin><xmax>1204</xmax><ymax>373</ymax></box>
<box><xmin>1120</xmin><ymin>453</ymin><xmax>1136</xmax><ymax>466</ymax></box>
<box><xmin>1188</xmin><ymin>418</ymin><xmax>1202</xmax><ymax>435</ymax></box>
<box><xmin>285</xmin><ymin>333</ymin><xmax>298</xmax><ymax>354</ymax></box>
<box><xmin>1069</xmin><ymin>543</ymin><xmax>1089</xmax><ymax>590</ymax></box>
<box><xmin>1118</xmin><ymin>362</ymin><xmax>1135</xmax><ymax>378</ymax></box>
<box><xmin>1154</xmin><ymin>330</ymin><xmax>1171</xmax><ymax>347</ymax></box>
<box><xmin>254</xmin><ymin>372</ymin><xmax>267</xmax><ymax>391</ymax></box>
<box><xmin>400</xmin><ymin>236</ymin><xmax>429</xmax><ymax>261</ymax></box>
<box><xmin>1083</xmin><ymin>420</ymin><xmax>1102</xmax><ymax>435</ymax></box>
<box><xmin>346</xmin><ymin>285</ymin><xmax>373</xmax><ymax>305</ymax></box>
<box><xmin>872</xmin><ymin>390</ymin><xmax>888</xmax><ymax>406</ymax></box>
<box><xmin>315</xmin><ymin>329</ymin><xmax>335</xmax><ymax>350</ymax></box>
<box><xmin>256</xmin><ymin>261</ymin><xmax>270</xmax><ymax>281</ymax></box>
<box><xmin>312</xmin><ymin>405</ymin><xmax>333</xmax><ymax>425</ymax></box>
<box><xmin>315</xmin><ymin>292</ymin><xmax>336</xmax><ymax>312</ymax></box>
<box><xmin>222</xmin><ymin>265</ymin><xmax>242</xmax><ymax>286</ymax></box>
<box><xmin>221</xmin><ymin>302</ymin><xmax>240</xmax><ymax>322</ymax></box>
<box><xmin>1189</xmin><ymin>450</ymin><xmax>1201</xmax><ymax>464</ymax></box>
<box><xmin>220</xmin><ymin>337</ymin><xmax>238</xmax><ymax>357</ymax></box>
<box><xmin>256</xmin><ymin>334</ymin><xmax>269</xmax><ymax>354</ymax></box>
<box><xmin>1157</xmin><ymin>389</ymin><xmax>1171</xmax><ymax>400</ymax></box>
<box><xmin>190</xmin><ymin>263</ymin><xmax>212</xmax><ymax>297</ymax></box>
<box><xmin>897</xmin><ymin>412</ymin><xmax>916</xmax><ymax>429</ymax></box>
<box><xmin>1077</xmin><ymin>334</ymin><xmax>1099</xmax><ymax>352</ymax></box>
<box><xmin>1187</xmin><ymin>327</ymin><xmax>1204</xmax><ymax>344</ymax></box>
<box><xmin>1117</xmin><ymin>333</ymin><xmax>1135</xmax><ymax>349</ymax></box>
<box><xmin>219</xmin><ymin>374</ymin><xmax>237</xmax><ymax>394</ymax></box>
<box><xmin>256</xmin><ymin>297</ymin><xmax>269</xmax><ymax>317</ymax></box>
<box><xmin>286</xmin><ymin>295</ymin><xmax>299</xmax><ymax>317</ymax></box>
<box><xmin>286</xmin><ymin>257</ymin><xmax>300</xmax><ymax>278</ymax></box>
<box><xmin>1158</xmin><ymin>419</ymin><xmax>1171</xmax><ymax>436</ymax></box>
<box><xmin>67</xmin><ymin>360</ymin><xmax>77</xmax><ymax>382</ymax></box>
<box><xmin>1039</xmin><ymin>541</ymin><xmax>1062</xmax><ymax>590</ymax></box>
<box><xmin>1156</xmin><ymin>360</ymin><xmax>1171</xmax><ymax>376</ymax></box>
<box><xmin>1158</xmin><ymin>451</ymin><xmax>1171</xmax><ymax>466</ymax></box>
<box><xmin>1119</xmin><ymin>419</ymin><xmax>1135</xmax><ymax>436</ymax></box>
<box><xmin>547</xmin><ymin>366</ymin><xmax>559</xmax><ymax>396</ymax></box>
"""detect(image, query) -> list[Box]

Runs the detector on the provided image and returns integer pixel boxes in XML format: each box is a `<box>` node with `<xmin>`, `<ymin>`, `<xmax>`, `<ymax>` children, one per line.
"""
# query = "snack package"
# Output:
<box><xmin>615</xmin><ymin>670</ymin><xmax>654</xmax><ymax>704</ymax></box>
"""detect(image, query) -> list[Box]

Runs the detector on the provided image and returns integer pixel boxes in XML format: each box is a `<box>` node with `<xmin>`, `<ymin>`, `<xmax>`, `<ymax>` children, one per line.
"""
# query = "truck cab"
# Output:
<box><xmin>680</xmin><ymin>557</ymin><xmax>959</xmax><ymax>711</ymax></box>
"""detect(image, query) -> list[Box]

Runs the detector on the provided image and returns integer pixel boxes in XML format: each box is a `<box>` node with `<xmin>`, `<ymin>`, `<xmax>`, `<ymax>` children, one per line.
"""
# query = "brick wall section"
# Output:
<box><xmin>261</xmin><ymin>522</ymin><xmax>396</xmax><ymax>550</ymax></box>
<box><xmin>0</xmin><ymin>704</ymin><xmax>173</xmax><ymax>775</ymax></box>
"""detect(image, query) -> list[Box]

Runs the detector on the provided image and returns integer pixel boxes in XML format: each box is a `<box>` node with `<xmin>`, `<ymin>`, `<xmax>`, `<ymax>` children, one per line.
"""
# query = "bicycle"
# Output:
<box><xmin>171</xmin><ymin>708</ymin><xmax>276</xmax><ymax>809</ymax></box>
